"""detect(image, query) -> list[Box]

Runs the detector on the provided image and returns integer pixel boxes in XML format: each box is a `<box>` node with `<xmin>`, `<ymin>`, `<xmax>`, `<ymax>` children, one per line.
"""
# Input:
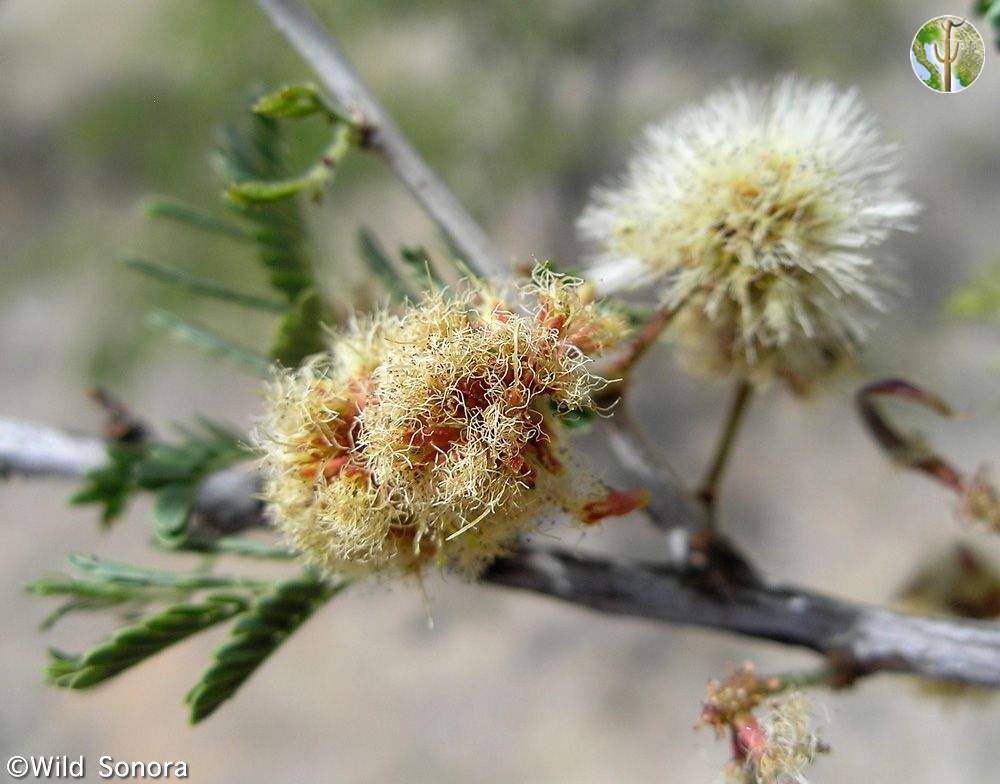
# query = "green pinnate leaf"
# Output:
<box><xmin>253</xmin><ymin>83</ymin><xmax>357</xmax><ymax>127</ymax></box>
<box><xmin>70</xmin><ymin>444</ymin><xmax>144</xmax><ymax>526</ymax></box>
<box><xmin>146</xmin><ymin>310</ymin><xmax>271</xmax><ymax>376</ymax></box>
<box><xmin>71</xmin><ymin>419</ymin><xmax>251</xmax><ymax>539</ymax></box>
<box><xmin>269</xmin><ymin>287</ymin><xmax>329</xmax><ymax>367</ymax></box>
<box><xmin>121</xmin><ymin>255</ymin><xmax>285</xmax><ymax>313</ymax></box>
<box><xmin>185</xmin><ymin>574</ymin><xmax>343</xmax><ymax>723</ymax></box>
<box><xmin>152</xmin><ymin>483</ymin><xmax>199</xmax><ymax>542</ymax></box>
<box><xmin>45</xmin><ymin>594</ymin><xmax>249</xmax><ymax>690</ymax></box>
<box><xmin>226</xmin><ymin>174</ymin><xmax>320</xmax><ymax>205</ymax></box>
<box><xmin>225</xmin><ymin>123</ymin><xmax>353</xmax><ymax>206</ymax></box>
<box><xmin>358</xmin><ymin>227</ymin><xmax>415</xmax><ymax>300</ymax></box>
<box><xmin>253</xmin><ymin>83</ymin><xmax>325</xmax><ymax>119</ymax></box>
<box><xmin>141</xmin><ymin>197</ymin><xmax>261</xmax><ymax>243</ymax></box>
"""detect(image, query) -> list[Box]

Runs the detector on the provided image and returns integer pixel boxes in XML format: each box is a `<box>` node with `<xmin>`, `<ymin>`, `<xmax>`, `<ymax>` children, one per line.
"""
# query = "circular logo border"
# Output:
<box><xmin>910</xmin><ymin>15</ymin><xmax>985</xmax><ymax>94</ymax></box>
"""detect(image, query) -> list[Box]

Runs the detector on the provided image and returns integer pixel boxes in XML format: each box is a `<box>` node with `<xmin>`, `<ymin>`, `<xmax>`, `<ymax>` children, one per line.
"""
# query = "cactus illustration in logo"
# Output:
<box><xmin>911</xmin><ymin>16</ymin><xmax>985</xmax><ymax>92</ymax></box>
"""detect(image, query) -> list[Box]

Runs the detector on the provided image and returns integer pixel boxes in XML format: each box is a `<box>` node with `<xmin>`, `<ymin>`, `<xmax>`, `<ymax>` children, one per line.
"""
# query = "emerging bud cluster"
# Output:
<box><xmin>259</xmin><ymin>270</ymin><xmax>633</xmax><ymax>578</ymax></box>
<box><xmin>958</xmin><ymin>466</ymin><xmax>1000</xmax><ymax>534</ymax></box>
<box><xmin>578</xmin><ymin>77</ymin><xmax>918</xmax><ymax>391</ymax></box>
<box><xmin>699</xmin><ymin>663</ymin><xmax>825</xmax><ymax>784</ymax></box>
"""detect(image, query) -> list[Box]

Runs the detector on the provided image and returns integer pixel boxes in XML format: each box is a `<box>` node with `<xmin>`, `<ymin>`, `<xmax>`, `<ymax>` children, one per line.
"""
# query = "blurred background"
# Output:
<box><xmin>2</xmin><ymin>0</ymin><xmax>999</xmax><ymax>781</ymax></box>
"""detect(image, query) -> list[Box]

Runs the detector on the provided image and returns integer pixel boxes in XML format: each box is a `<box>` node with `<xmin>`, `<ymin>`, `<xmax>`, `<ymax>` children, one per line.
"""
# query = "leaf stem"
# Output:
<box><xmin>122</xmin><ymin>256</ymin><xmax>286</xmax><ymax>313</ymax></box>
<box><xmin>146</xmin><ymin>310</ymin><xmax>271</xmax><ymax>376</ymax></box>
<box><xmin>855</xmin><ymin>378</ymin><xmax>965</xmax><ymax>493</ymax></box>
<box><xmin>226</xmin><ymin>122</ymin><xmax>354</xmax><ymax>205</ymax></box>
<box><xmin>769</xmin><ymin>664</ymin><xmax>846</xmax><ymax>692</ymax></box>
<box><xmin>67</xmin><ymin>553</ymin><xmax>270</xmax><ymax>592</ymax></box>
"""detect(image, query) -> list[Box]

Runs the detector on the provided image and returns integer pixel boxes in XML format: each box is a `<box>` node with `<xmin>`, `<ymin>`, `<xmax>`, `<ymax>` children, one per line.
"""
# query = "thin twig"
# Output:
<box><xmin>601</xmin><ymin>414</ymin><xmax>703</xmax><ymax>533</ymax></box>
<box><xmin>769</xmin><ymin>664</ymin><xmax>850</xmax><ymax>692</ymax></box>
<box><xmin>607</xmin><ymin>304</ymin><xmax>677</xmax><ymax>377</ymax></box>
<box><xmin>254</xmin><ymin>0</ymin><xmax>507</xmax><ymax>279</ymax></box>
<box><xmin>5</xmin><ymin>416</ymin><xmax>1000</xmax><ymax>688</ymax></box>
<box><xmin>0</xmin><ymin>418</ymin><xmax>108</xmax><ymax>478</ymax></box>
<box><xmin>855</xmin><ymin>378</ymin><xmax>965</xmax><ymax>493</ymax></box>
<box><xmin>696</xmin><ymin>380</ymin><xmax>754</xmax><ymax>526</ymax></box>
<box><xmin>595</xmin><ymin>303</ymin><xmax>679</xmax><ymax>405</ymax></box>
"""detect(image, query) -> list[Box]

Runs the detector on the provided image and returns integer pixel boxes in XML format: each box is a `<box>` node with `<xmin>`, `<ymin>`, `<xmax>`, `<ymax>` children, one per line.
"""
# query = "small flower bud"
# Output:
<box><xmin>958</xmin><ymin>466</ymin><xmax>1000</xmax><ymax>533</ymax></box>
<box><xmin>699</xmin><ymin>664</ymin><xmax>825</xmax><ymax>784</ymax></box>
<box><xmin>752</xmin><ymin>692</ymin><xmax>823</xmax><ymax>784</ymax></box>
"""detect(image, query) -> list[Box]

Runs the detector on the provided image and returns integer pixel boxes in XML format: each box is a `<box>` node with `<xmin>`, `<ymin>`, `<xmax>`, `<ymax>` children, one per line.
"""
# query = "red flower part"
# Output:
<box><xmin>579</xmin><ymin>487</ymin><xmax>650</xmax><ymax>523</ymax></box>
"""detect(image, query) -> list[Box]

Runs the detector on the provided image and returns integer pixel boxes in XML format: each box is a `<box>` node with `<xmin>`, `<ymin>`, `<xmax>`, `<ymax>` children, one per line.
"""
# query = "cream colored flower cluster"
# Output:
<box><xmin>749</xmin><ymin>692</ymin><xmax>823</xmax><ymax>784</ymax></box>
<box><xmin>259</xmin><ymin>271</ymin><xmax>633</xmax><ymax>578</ymax></box>
<box><xmin>700</xmin><ymin>663</ymin><xmax>824</xmax><ymax>784</ymax></box>
<box><xmin>579</xmin><ymin>77</ymin><xmax>918</xmax><ymax>390</ymax></box>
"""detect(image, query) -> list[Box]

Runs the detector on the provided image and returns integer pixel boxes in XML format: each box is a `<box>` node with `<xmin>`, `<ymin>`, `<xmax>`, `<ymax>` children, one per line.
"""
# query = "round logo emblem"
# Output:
<box><xmin>910</xmin><ymin>16</ymin><xmax>985</xmax><ymax>92</ymax></box>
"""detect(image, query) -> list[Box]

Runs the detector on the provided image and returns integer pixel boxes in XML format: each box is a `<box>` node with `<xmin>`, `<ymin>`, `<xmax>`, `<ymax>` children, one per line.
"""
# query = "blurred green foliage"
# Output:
<box><xmin>946</xmin><ymin>265</ymin><xmax>1000</xmax><ymax>322</ymax></box>
<box><xmin>978</xmin><ymin>0</ymin><xmax>1000</xmax><ymax>47</ymax></box>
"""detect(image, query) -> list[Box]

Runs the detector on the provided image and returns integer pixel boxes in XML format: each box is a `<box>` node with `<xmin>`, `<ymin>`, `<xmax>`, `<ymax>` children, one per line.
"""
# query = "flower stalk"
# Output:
<box><xmin>697</xmin><ymin>380</ymin><xmax>754</xmax><ymax>526</ymax></box>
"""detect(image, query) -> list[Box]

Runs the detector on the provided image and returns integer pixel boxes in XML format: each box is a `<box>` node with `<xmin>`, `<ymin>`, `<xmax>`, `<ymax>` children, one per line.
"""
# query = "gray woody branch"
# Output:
<box><xmin>7</xmin><ymin>0</ymin><xmax>997</xmax><ymax>690</ymax></box>
<box><xmin>4</xmin><ymin>416</ymin><xmax>1000</xmax><ymax>688</ymax></box>
<box><xmin>255</xmin><ymin>0</ymin><xmax>508</xmax><ymax>279</ymax></box>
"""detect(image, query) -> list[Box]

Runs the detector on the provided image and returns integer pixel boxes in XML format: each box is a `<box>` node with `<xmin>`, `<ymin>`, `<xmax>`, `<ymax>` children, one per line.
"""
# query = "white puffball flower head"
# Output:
<box><xmin>577</xmin><ymin>78</ymin><xmax>919</xmax><ymax>391</ymax></box>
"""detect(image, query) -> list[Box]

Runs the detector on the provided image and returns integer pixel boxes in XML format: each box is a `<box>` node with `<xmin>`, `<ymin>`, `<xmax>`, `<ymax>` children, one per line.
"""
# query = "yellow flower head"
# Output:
<box><xmin>526</xmin><ymin>265</ymin><xmax>629</xmax><ymax>355</ymax></box>
<box><xmin>258</xmin><ymin>316</ymin><xmax>412</xmax><ymax>574</ymax></box>
<box><xmin>260</xmin><ymin>274</ymin><xmax>639</xmax><ymax>579</ymax></box>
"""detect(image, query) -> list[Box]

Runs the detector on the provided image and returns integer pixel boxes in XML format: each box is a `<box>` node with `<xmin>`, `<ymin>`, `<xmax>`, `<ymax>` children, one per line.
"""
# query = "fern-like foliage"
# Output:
<box><xmin>186</xmin><ymin>572</ymin><xmax>343</xmax><ymax>723</ymax></box>
<box><xmin>27</xmin><ymin>554</ymin><xmax>267</xmax><ymax>629</ymax></box>
<box><xmin>270</xmin><ymin>288</ymin><xmax>328</xmax><ymax>367</ymax></box>
<box><xmin>131</xmin><ymin>84</ymin><xmax>457</xmax><ymax>371</ymax></box>
<box><xmin>211</xmin><ymin>111</ymin><xmax>317</xmax><ymax>300</ymax></box>
<box><xmin>27</xmin><ymin>572</ymin><xmax>146</xmax><ymax>632</ymax></box>
<box><xmin>133</xmin><ymin>86</ymin><xmax>353</xmax><ymax>371</ymax></box>
<box><xmin>46</xmin><ymin>594</ymin><xmax>250</xmax><ymax>690</ymax></box>
<box><xmin>69</xmin><ymin>444</ymin><xmax>145</xmax><ymax>527</ymax></box>
<box><xmin>72</xmin><ymin>418</ymin><xmax>251</xmax><ymax>544</ymax></box>
<box><xmin>358</xmin><ymin>226</ymin><xmax>417</xmax><ymax>300</ymax></box>
<box><xmin>33</xmin><ymin>85</ymin><xmax>394</xmax><ymax>727</ymax></box>
<box><xmin>358</xmin><ymin>226</ymin><xmax>448</xmax><ymax>300</ymax></box>
<box><xmin>31</xmin><ymin>555</ymin><xmax>343</xmax><ymax>721</ymax></box>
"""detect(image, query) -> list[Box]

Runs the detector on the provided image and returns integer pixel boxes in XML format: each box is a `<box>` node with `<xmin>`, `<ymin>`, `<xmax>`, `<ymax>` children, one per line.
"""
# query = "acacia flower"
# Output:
<box><xmin>527</xmin><ymin>265</ymin><xmax>629</xmax><ymax>355</ymax></box>
<box><xmin>260</xmin><ymin>272</ymin><xmax>638</xmax><ymax>578</ymax></box>
<box><xmin>700</xmin><ymin>663</ymin><xmax>825</xmax><ymax>784</ymax></box>
<box><xmin>748</xmin><ymin>692</ymin><xmax>823</xmax><ymax>784</ymax></box>
<box><xmin>258</xmin><ymin>316</ymin><xmax>405</xmax><ymax>573</ymax></box>
<box><xmin>578</xmin><ymin>77</ymin><xmax>918</xmax><ymax>390</ymax></box>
